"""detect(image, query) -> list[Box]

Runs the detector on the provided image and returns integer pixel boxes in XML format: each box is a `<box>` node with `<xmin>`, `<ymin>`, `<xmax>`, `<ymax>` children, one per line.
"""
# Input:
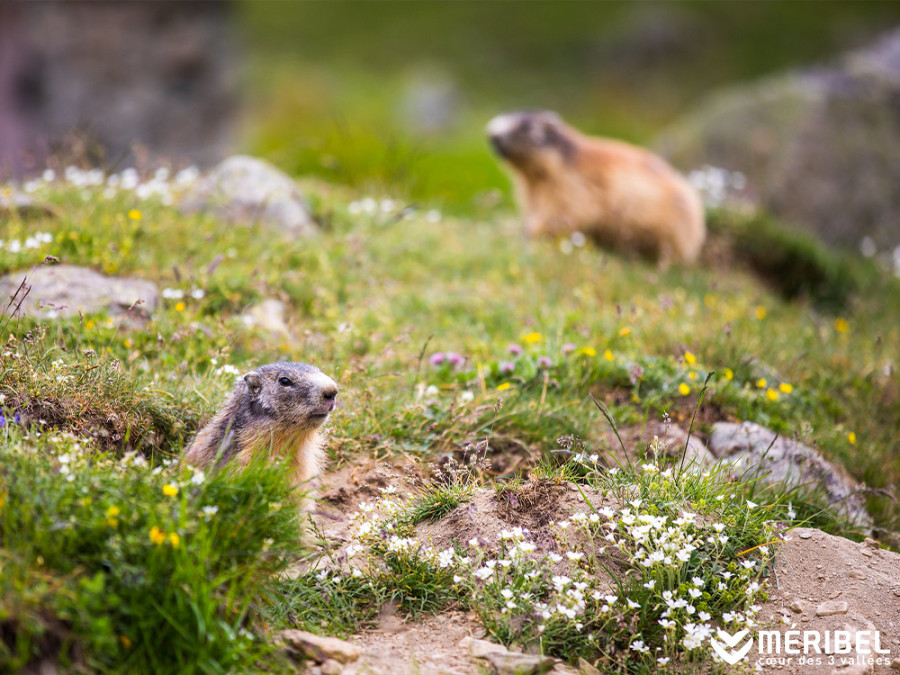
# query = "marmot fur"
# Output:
<box><xmin>183</xmin><ymin>361</ymin><xmax>338</xmax><ymax>498</ymax></box>
<box><xmin>487</xmin><ymin>110</ymin><xmax>705</xmax><ymax>266</ymax></box>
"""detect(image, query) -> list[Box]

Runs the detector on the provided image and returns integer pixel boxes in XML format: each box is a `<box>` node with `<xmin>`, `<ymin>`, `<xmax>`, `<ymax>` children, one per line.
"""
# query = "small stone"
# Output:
<box><xmin>863</xmin><ymin>537</ymin><xmax>880</xmax><ymax>549</ymax></box>
<box><xmin>577</xmin><ymin>658</ymin><xmax>601</xmax><ymax>675</ymax></box>
<box><xmin>889</xmin><ymin>657</ymin><xmax>900</xmax><ymax>670</ymax></box>
<box><xmin>860</xmin><ymin>549</ymin><xmax>873</xmax><ymax>557</ymax></box>
<box><xmin>279</xmin><ymin>630</ymin><xmax>360</xmax><ymax>664</ymax></box>
<box><xmin>816</xmin><ymin>601</ymin><xmax>849</xmax><ymax>617</ymax></box>
<box><xmin>789</xmin><ymin>599</ymin><xmax>806</xmax><ymax>613</ymax></box>
<box><xmin>799</xmin><ymin>531</ymin><xmax>813</xmax><ymax>539</ymax></box>
<box><xmin>829</xmin><ymin>591</ymin><xmax>843</xmax><ymax>599</ymax></box>
<box><xmin>460</xmin><ymin>636</ymin><xmax>508</xmax><ymax>658</ymax></box>
<box><xmin>893</xmin><ymin>588</ymin><xmax>900</xmax><ymax>598</ymax></box>
<box><xmin>848</xmin><ymin>570</ymin><xmax>867</xmax><ymax>580</ymax></box>
<box><xmin>241</xmin><ymin>298</ymin><xmax>291</xmax><ymax>337</ymax></box>
<box><xmin>483</xmin><ymin>651</ymin><xmax>557</xmax><ymax>675</ymax></box>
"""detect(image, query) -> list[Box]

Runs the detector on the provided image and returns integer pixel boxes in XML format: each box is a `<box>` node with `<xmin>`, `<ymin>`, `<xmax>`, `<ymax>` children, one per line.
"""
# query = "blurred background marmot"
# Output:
<box><xmin>487</xmin><ymin>110</ymin><xmax>705</xmax><ymax>266</ymax></box>
<box><xmin>183</xmin><ymin>362</ymin><xmax>338</xmax><ymax>500</ymax></box>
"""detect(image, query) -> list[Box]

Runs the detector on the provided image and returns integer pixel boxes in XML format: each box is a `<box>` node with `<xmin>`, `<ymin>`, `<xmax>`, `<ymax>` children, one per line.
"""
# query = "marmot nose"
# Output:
<box><xmin>322</xmin><ymin>385</ymin><xmax>338</xmax><ymax>401</ymax></box>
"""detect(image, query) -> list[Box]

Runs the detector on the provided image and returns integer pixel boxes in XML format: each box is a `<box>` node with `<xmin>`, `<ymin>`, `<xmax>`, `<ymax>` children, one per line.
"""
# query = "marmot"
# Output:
<box><xmin>183</xmin><ymin>362</ymin><xmax>338</xmax><ymax>499</ymax></box>
<box><xmin>487</xmin><ymin>110</ymin><xmax>705</xmax><ymax>266</ymax></box>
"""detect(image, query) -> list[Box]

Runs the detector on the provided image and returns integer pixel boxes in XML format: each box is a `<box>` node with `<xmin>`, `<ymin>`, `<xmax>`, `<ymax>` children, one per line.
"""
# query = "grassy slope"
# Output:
<box><xmin>1</xmin><ymin>175</ymin><xmax>898</xmax><ymax>672</ymax></box>
<box><xmin>2</xmin><ymin>184</ymin><xmax>897</xmax><ymax>530</ymax></box>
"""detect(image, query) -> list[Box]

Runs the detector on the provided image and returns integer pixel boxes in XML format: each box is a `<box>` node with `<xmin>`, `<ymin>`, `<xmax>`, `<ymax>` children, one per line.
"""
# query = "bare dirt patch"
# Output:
<box><xmin>754</xmin><ymin>527</ymin><xmax>900</xmax><ymax>674</ymax></box>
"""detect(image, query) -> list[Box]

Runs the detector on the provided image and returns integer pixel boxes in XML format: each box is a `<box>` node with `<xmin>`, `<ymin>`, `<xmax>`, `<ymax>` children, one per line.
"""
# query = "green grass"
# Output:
<box><xmin>1</xmin><ymin>164</ymin><xmax>898</xmax><ymax>672</ymax></box>
<box><xmin>0</xmin><ymin>429</ymin><xmax>303</xmax><ymax>673</ymax></box>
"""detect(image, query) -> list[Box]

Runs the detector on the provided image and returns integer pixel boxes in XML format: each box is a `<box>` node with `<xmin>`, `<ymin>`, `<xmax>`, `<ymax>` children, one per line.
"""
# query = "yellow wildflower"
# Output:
<box><xmin>128</xmin><ymin>209</ymin><xmax>142</xmax><ymax>221</ymax></box>
<box><xmin>723</xmin><ymin>367</ymin><xmax>734</xmax><ymax>381</ymax></box>
<box><xmin>603</xmin><ymin>349</ymin><xmax>613</xmax><ymax>362</ymax></box>
<box><xmin>107</xmin><ymin>518</ymin><xmax>118</xmax><ymax>528</ymax></box>
<box><xmin>688</xmin><ymin>371</ymin><xmax>697</xmax><ymax>380</ymax></box>
<box><xmin>106</xmin><ymin>506</ymin><xmax>120</xmax><ymax>517</ymax></box>
<box><xmin>766</xmin><ymin>389</ymin><xmax>779</xmax><ymax>401</ymax></box>
<box><xmin>678</xmin><ymin>383</ymin><xmax>690</xmax><ymax>396</ymax></box>
<box><xmin>149</xmin><ymin>526</ymin><xmax>166</xmax><ymax>545</ymax></box>
<box><xmin>162</xmin><ymin>484</ymin><xmax>178</xmax><ymax>497</ymax></box>
<box><xmin>168</xmin><ymin>532</ymin><xmax>180</xmax><ymax>548</ymax></box>
<box><xmin>684</xmin><ymin>351</ymin><xmax>697</xmax><ymax>365</ymax></box>
<box><xmin>619</xmin><ymin>327</ymin><xmax>631</xmax><ymax>337</ymax></box>
<box><xmin>848</xmin><ymin>431</ymin><xmax>856</xmax><ymax>445</ymax></box>
<box><xmin>174</xmin><ymin>302</ymin><xmax>186</xmax><ymax>312</ymax></box>
<box><xmin>756</xmin><ymin>378</ymin><xmax>767</xmax><ymax>389</ymax></box>
<box><xmin>577</xmin><ymin>347</ymin><xmax>596</xmax><ymax>357</ymax></box>
<box><xmin>834</xmin><ymin>317</ymin><xmax>849</xmax><ymax>334</ymax></box>
<box><xmin>779</xmin><ymin>383</ymin><xmax>793</xmax><ymax>394</ymax></box>
<box><xmin>497</xmin><ymin>382</ymin><xmax>512</xmax><ymax>391</ymax></box>
<box><xmin>120</xmin><ymin>635</ymin><xmax>132</xmax><ymax>649</ymax></box>
<box><xmin>523</xmin><ymin>332</ymin><xmax>542</xmax><ymax>343</ymax></box>
<box><xmin>755</xmin><ymin>306</ymin><xmax>767</xmax><ymax>320</ymax></box>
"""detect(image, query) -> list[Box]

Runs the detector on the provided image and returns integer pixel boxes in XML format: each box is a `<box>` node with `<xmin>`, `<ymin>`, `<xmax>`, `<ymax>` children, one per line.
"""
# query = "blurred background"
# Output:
<box><xmin>3</xmin><ymin>1</ymin><xmax>900</xmax><ymax>243</ymax></box>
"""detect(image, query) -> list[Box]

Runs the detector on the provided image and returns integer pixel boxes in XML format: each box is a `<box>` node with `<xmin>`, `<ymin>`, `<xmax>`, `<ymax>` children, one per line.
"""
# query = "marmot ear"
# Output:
<box><xmin>243</xmin><ymin>371</ymin><xmax>262</xmax><ymax>395</ymax></box>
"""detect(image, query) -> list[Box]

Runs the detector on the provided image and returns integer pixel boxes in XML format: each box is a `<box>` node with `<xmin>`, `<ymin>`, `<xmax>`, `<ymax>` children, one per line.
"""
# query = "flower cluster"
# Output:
<box><xmin>333</xmin><ymin>463</ymin><xmax>777</xmax><ymax>666</ymax></box>
<box><xmin>347</xmin><ymin>197</ymin><xmax>442</xmax><ymax>223</ymax></box>
<box><xmin>1</xmin><ymin>232</ymin><xmax>53</xmax><ymax>254</ymax></box>
<box><xmin>15</xmin><ymin>165</ymin><xmax>199</xmax><ymax>204</ymax></box>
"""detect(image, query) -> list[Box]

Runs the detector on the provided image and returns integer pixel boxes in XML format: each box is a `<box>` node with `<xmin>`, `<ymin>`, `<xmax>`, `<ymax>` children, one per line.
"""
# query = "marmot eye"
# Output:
<box><xmin>278</xmin><ymin>377</ymin><xmax>293</xmax><ymax>387</ymax></box>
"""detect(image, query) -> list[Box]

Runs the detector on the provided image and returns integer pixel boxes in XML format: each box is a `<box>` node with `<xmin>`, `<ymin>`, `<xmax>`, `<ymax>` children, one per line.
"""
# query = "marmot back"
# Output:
<box><xmin>487</xmin><ymin>110</ymin><xmax>705</xmax><ymax>266</ymax></box>
<box><xmin>183</xmin><ymin>361</ymin><xmax>338</xmax><ymax>490</ymax></box>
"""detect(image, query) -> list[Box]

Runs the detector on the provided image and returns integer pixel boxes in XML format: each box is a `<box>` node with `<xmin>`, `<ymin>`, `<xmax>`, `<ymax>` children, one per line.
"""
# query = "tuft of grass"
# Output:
<box><xmin>0</xmin><ymin>429</ymin><xmax>304</xmax><ymax>673</ymax></box>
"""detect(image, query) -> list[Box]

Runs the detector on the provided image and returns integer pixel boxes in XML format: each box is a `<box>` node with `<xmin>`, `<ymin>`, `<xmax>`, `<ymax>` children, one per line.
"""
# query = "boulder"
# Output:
<box><xmin>179</xmin><ymin>155</ymin><xmax>317</xmax><ymax>235</ymax></box>
<box><xmin>0</xmin><ymin>265</ymin><xmax>158</xmax><ymax>321</ymax></box>
<box><xmin>656</xmin><ymin>27</ymin><xmax>900</xmax><ymax>255</ymax></box>
<box><xmin>707</xmin><ymin>421</ymin><xmax>873</xmax><ymax>532</ymax></box>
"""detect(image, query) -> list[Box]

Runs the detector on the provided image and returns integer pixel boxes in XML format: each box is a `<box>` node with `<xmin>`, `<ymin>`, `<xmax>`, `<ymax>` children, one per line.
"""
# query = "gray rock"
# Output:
<box><xmin>0</xmin><ymin>2</ymin><xmax>235</xmax><ymax>177</ymax></box>
<box><xmin>708</xmin><ymin>421</ymin><xmax>873</xmax><ymax>532</ymax></box>
<box><xmin>660</xmin><ymin>424</ymin><xmax>715</xmax><ymax>470</ymax></box>
<box><xmin>279</xmin><ymin>629</ymin><xmax>360</xmax><ymax>664</ymax></box>
<box><xmin>0</xmin><ymin>265</ymin><xmax>157</xmax><ymax>321</ymax></box>
<box><xmin>656</xmin><ymin>27</ymin><xmax>900</xmax><ymax>253</ymax></box>
<box><xmin>459</xmin><ymin>636</ymin><xmax>508</xmax><ymax>659</ymax></box>
<box><xmin>180</xmin><ymin>155</ymin><xmax>317</xmax><ymax>235</ymax></box>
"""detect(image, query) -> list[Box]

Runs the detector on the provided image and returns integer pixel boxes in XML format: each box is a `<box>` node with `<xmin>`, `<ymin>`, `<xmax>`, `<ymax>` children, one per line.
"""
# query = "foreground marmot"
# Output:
<box><xmin>487</xmin><ymin>110</ymin><xmax>705</xmax><ymax>266</ymax></box>
<box><xmin>183</xmin><ymin>362</ymin><xmax>338</xmax><ymax>497</ymax></box>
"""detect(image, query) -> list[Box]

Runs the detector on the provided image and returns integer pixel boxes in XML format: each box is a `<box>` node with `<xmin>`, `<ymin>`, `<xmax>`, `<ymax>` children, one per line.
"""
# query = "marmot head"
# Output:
<box><xmin>486</xmin><ymin>110</ymin><xmax>576</xmax><ymax>175</ymax></box>
<box><xmin>239</xmin><ymin>361</ymin><xmax>338</xmax><ymax>431</ymax></box>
